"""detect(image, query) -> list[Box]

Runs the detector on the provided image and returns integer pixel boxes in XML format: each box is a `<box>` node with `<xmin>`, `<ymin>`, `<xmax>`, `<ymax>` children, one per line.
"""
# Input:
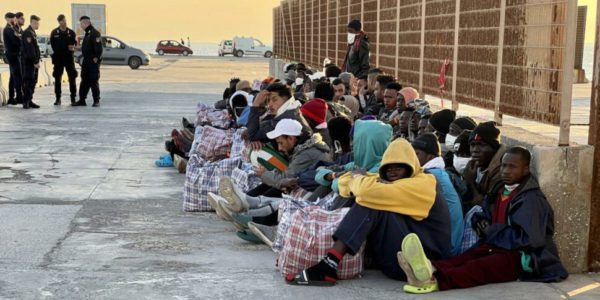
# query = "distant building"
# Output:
<box><xmin>71</xmin><ymin>3</ymin><xmax>107</xmax><ymax>37</ymax></box>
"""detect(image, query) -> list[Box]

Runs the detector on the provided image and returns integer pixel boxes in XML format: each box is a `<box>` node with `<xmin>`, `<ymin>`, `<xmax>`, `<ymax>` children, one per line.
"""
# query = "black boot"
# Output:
<box><xmin>7</xmin><ymin>98</ymin><xmax>18</xmax><ymax>105</ymax></box>
<box><xmin>29</xmin><ymin>102</ymin><xmax>40</xmax><ymax>109</ymax></box>
<box><xmin>70</xmin><ymin>95</ymin><xmax>76</xmax><ymax>105</ymax></box>
<box><xmin>23</xmin><ymin>101</ymin><xmax>30</xmax><ymax>109</ymax></box>
<box><xmin>92</xmin><ymin>100</ymin><xmax>100</xmax><ymax>107</ymax></box>
<box><xmin>72</xmin><ymin>100</ymin><xmax>87</xmax><ymax>106</ymax></box>
<box><xmin>54</xmin><ymin>96</ymin><xmax>61</xmax><ymax>106</ymax></box>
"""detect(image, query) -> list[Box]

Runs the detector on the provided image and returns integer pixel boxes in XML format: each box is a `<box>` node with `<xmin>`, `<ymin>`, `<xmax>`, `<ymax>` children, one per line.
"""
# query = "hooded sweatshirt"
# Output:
<box><xmin>339</xmin><ymin>139</ymin><xmax>437</xmax><ymax>221</ymax></box>
<box><xmin>318</xmin><ymin>120</ymin><xmax>392</xmax><ymax>191</ymax></box>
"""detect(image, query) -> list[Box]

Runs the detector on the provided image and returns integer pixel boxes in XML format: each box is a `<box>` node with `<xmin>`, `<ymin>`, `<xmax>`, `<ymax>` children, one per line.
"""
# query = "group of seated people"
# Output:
<box><xmin>160</xmin><ymin>62</ymin><xmax>568</xmax><ymax>293</ymax></box>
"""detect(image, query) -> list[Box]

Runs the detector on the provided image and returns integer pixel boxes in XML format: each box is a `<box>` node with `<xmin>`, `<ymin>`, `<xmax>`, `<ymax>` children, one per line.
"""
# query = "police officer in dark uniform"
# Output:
<box><xmin>21</xmin><ymin>15</ymin><xmax>41</xmax><ymax>109</ymax></box>
<box><xmin>3</xmin><ymin>12</ymin><xmax>23</xmax><ymax>105</ymax></box>
<box><xmin>50</xmin><ymin>14</ymin><xmax>78</xmax><ymax>106</ymax></box>
<box><xmin>73</xmin><ymin>16</ymin><xmax>103</xmax><ymax>107</ymax></box>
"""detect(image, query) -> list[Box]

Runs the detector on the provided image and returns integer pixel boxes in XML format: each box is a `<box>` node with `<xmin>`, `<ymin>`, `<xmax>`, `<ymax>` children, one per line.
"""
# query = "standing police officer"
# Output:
<box><xmin>50</xmin><ymin>14</ymin><xmax>78</xmax><ymax>106</ymax></box>
<box><xmin>73</xmin><ymin>16</ymin><xmax>102</xmax><ymax>107</ymax></box>
<box><xmin>21</xmin><ymin>15</ymin><xmax>41</xmax><ymax>109</ymax></box>
<box><xmin>3</xmin><ymin>12</ymin><xmax>23</xmax><ymax>105</ymax></box>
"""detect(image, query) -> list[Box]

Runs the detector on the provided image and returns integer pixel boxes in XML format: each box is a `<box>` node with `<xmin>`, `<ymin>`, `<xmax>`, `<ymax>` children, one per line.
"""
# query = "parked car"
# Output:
<box><xmin>232</xmin><ymin>37</ymin><xmax>273</xmax><ymax>58</ymax></box>
<box><xmin>218</xmin><ymin>40</ymin><xmax>233</xmax><ymax>56</ymax></box>
<box><xmin>155</xmin><ymin>40</ymin><xmax>193</xmax><ymax>56</ymax></box>
<box><xmin>75</xmin><ymin>36</ymin><xmax>151</xmax><ymax>69</ymax></box>
<box><xmin>37</xmin><ymin>35</ymin><xmax>52</xmax><ymax>57</ymax></box>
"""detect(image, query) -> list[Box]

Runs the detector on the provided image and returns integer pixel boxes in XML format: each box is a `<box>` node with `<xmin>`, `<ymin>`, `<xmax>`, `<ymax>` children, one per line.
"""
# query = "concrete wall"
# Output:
<box><xmin>269</xmin><ymin>57</ymin><xmax>594</xmax><ymax>272</ymax></box>
<box><xmin>0</xmin><ymin>60</ymin><xmax>61</xmax><ymax>105</ymax></box>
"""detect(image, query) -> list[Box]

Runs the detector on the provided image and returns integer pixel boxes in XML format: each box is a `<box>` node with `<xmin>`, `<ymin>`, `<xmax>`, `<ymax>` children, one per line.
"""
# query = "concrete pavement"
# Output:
<box><xmin>0</xmin><ymin>57</ymin><xmax>599</xmax><ymax>299</ymax></box>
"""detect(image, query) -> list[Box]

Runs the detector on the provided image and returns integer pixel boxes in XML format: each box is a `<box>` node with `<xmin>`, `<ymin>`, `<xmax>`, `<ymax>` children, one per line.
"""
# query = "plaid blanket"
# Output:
<box><xmin>277</xmin><ymin>206</ymin><xmax>364</xmax><ymax>280</ymax></box>
<box><xmin>197</xmin><ymin>126</ymin><xmax>235</xmax><ymax>162</ymax></box>
<box><xmin>459</xmin><ymin>205</ymin><xmax>483</xmax><ymax>254</ymax></box>
<box><xmin>230</xmin><ymin>165</ymin><xmax>262</xmax><ymax>193</ymax></box>
<box><xmin>182</xmin><ymin>155</ymin><xmax>242</xmax><ymax>212</ymax></box>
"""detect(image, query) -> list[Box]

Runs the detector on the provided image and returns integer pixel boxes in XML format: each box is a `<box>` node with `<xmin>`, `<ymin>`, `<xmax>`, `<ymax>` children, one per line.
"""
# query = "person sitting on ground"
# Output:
<box><xmin>332</xmin><ymin>78</ymin><xmax>360</xmax><ymax>119</ymax></box>
<box><xmin>357</xmin><ymin>68</ymin><xmax>382</xmax><ymax>111</ymax></box>
<box><xmin>245</xmin><ymin>83</ymin><xmax>311</xmax><ymax>146</ymax></box>
<box><xmin>395</xmin><ymin>109</ymin><xmax>415</xmax><ymax>139</ymax></box>
<box><xmin>378</xmin><ymin>82</ymin><xmax>403</xmax><ymax>124</ymax></box>
<box><xmin>364</xmin><ymin>75</ymin><xmax>395</xmax><ymax>117</ymax></box>
<box><xmin>398</xmin><ymin>146</ymin><xmax>568</xmax><ymax>294</ymax></box>
<box><xmin>399</xmin><ymin>87</ymin><xmax>419</xmax><ymax>107</ymax></box>
<box><xmin>325</xmin><ymin>65</ymin><xmax>342</xmax><ymax>79</ymax></box>
<box><xmin>342</xmin><ymin>20</ymin><xmax>370</xmax><ymax>81</ymax></box>
<box><xmin>300</xmin><ymin>98</ymin><xmax>332</xmax><ymax>150</ymax></box>
<box><xmin>445</xmin><ymin>130</ymin><xmax>473</xmax><ymax>204</ymax></box>
<box><xmin>418</xmin><ymin>112</ymin><xmax>432</xmax><ymax>137</ymax></box>
<box><xmin>412</xmin><ymin>134</ymin><xmax>464</xmax><ymax>256</ymax></box>
<box><xmin>287</xmin><ymin>139</ymin><xmax>451</xmax><ymax>286</ymax></box>
<box><xmin>463</xmin><ymin>122</ymin><xmax>507</xmax><ymax>212</ymax></box>
<box><xmin>427</xmin><ymin>109</ymin><xmax>456</xmax><ymax>149</ymax></box>
<box><xmin>314</xmin><ymin>82</ymin><xmax>352</xmax><ymax>119</ymax></box>
<box><xmin>221</xmin><ymin>119</ymin><xmax>331</xmax><ymax>214</ymax></box>
<box><xmin>443</xmin><ymin>116</ymin><xmax>477</xmax><ymax>167</ymax></box>
<box><xmin>338</xmin><ymin>72</ymin><xmax>354</xmax><ymax>93</ymax></box>
<box><xmin>216</xmin><ymin>78</ymin><xmax>241</xmax><ymax>109</ymax></box>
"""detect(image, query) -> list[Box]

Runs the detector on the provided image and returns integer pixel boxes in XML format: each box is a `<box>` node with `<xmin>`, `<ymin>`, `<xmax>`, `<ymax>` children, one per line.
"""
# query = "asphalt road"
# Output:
<box><xmin>0</xmin><ymin>57</ymin><xmax>598</xmax><ymax>299</ymax></box>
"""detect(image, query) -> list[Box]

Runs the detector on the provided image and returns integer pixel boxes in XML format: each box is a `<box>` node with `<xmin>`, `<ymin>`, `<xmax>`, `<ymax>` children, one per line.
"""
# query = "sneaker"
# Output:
<box><xmin>218</xmin><ymin>176</ymin><xmax>249</xmax><ymax>213</ymax></box>
<box><xmin>173</xmin><ymin>154</ymin><xmax>187</xmax><ymax>173</ymax></box>
<box><xmin>207</xmin><ymin>192</ymin><xmax>233</xmax><ymax>222</ymax></box>
<box><xmin>248</xmin><ymin>222</ymin><xmax>277</xmax><ymax>248</ymax></box>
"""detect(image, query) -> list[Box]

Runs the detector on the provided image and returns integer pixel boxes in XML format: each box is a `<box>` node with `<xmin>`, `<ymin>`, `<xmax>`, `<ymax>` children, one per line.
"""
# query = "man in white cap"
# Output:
<box><xmin>219</xmin><ymin>119</ymin><xmax>331</xmax><ymax>214</ymax></box>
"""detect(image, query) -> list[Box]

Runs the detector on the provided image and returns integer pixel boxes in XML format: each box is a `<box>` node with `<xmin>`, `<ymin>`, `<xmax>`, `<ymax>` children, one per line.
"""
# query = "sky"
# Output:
<box><xmin>3</xmin><ymin>0</ymin><xmax>281</xmax><ymax>44</ymax></box>
<box><xmin>3</xmin><ymin>0</ymin><xmax>599</xmax><ymax>44</ymax></box>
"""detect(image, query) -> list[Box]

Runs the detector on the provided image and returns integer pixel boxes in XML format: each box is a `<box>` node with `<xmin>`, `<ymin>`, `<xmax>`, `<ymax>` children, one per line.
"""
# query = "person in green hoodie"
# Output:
<box><xmin>287</xmin><ymin>139</ymin><xmax>451</xmax><ymax>286</ymax></box>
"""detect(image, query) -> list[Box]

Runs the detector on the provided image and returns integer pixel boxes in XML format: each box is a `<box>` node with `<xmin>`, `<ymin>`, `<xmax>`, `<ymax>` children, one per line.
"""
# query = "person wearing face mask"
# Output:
<box><xmin>443</xmin><ymin>116</ymin><xmax>477</xmax><ymax>168</ymax></box>
<box><xmin>445</xmin><ymin>130</ymin><xmax>473</xmax><ymax>211</ymax></box>
<box><xmin>342</xmin><ymin>20</ymin><xmax>370</xmax><ymax>86</ymax></box>
<box><xmin>412</xmin><ymin>134</ymin><xmax>464</xmax><ymax>256</ymax></box>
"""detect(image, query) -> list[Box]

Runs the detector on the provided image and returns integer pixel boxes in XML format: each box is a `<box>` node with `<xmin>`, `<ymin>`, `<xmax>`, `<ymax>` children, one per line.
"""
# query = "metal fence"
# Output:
<box><xmin>273</xmin><ymin>0</ymin><xmax>579</xmax><ymax>144</ymax></box>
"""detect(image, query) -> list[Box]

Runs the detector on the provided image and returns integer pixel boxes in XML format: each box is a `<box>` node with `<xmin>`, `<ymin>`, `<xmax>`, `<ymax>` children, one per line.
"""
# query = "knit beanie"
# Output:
<box><xmin>450</xmin><ymin>116</ymin><xmax>477</xmax><ymax>133</ymax></box>
<box><xmin>301</xmin><ymin>99</ymin><xmax>328</xmax><ymax>125</ymax></box>
<box><xmin>469</xmin><ymin>121</ymin><xmax>501</xmax><ymax>150</ymax></box>
<box><xmin>412</xmin><ymin>133</ymin><xmax>441</xmax><ymax>156</ymax></box>
<box><xmin>348</xmin><ymin>20</ymin><xmax>362</xmax><ymax>31</ymax></box>
<box><xmin>429</xmin><ymin>109</ymin><xmax>457</xmax><ymax>135</ymax></box>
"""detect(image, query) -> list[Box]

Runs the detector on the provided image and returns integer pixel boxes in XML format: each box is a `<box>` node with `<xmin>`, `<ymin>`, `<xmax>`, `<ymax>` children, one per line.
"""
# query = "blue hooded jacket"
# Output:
<box><xmin>427</xmin><ymin>168</ymin><xmax>464</xmax><ymax>256</ymax></box>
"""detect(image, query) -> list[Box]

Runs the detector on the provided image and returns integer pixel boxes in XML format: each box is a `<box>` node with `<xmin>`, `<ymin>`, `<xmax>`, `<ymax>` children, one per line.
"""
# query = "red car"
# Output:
<box><xmin>155</xmin><ymin>40</ymin><xmax>193</xmax><ymax>56</ymax></box>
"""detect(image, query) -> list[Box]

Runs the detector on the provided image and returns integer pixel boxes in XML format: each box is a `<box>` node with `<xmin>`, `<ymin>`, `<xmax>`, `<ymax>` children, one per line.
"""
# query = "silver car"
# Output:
<box><xmin>75</xmin><ymin>36</ymin><xmax>151</xmax><ymax>69</ymax></box>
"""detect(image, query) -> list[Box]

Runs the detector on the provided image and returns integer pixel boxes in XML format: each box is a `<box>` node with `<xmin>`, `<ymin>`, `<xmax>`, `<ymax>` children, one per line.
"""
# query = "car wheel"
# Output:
<box><xmin>183</xmin><ymin>50</ymin><xmax>189</xmax><ymax>56</ymax></box>
<box><xmin>129</xmin><ymin>56</ymin><xmax>142</xmax><ymax>70</ymax></box>
<box><xmin>264</xmin><ymin>51</ymin><xmax>273</xmax><ymax>58</ymax></box>
<box><xmin>158</xmin><ymin>49</ymin><xmax>165</xmax><ymax>56</ymax></box>
<box><xmin>235</xmin><ymin>50</ymin><xmax>244</xmax><ymax>57</ymax></box>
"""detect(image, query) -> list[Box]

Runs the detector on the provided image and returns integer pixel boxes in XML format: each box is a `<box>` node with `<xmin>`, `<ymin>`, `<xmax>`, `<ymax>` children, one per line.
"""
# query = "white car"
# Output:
<box><xmin>37</xmin><ymin>35</ymin><xmax>52</xmax><ymax>57</ymax></box>
<box><xmin>218</xmin><ymin>40</ymin><xmax>233</xmax><ymax>56</ymax></box>
<box><xmin>232</xmin><ymin>37</ymin><xmax>273</xmax><ymax>58</ymax></box>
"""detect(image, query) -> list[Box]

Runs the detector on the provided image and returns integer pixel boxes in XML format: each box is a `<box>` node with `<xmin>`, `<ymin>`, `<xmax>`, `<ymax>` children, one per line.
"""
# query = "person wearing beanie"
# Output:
<box><xmin>301</xmin><ymin>99</ymin><xmax>333</xmax><ymax>150</ymax></box>
<box><xmin>342</xmin><ymin>19</ymin><xmax>370</xmax><ymax>82</ymax></box>
<box><xmin>288</xmin><ymin>139</ymin><xmax>451</xmax><ymax>286</ymax></box>
<box><xmin>462</xmin><ymin>122</ymin><xmax>507</xmax><ymax>212</ymax></box>
<box><xmin>443</xmin><ymin>116</ymin><xmax>478</xmax><ymax>170</ymax></box>
<box><xmin>411</xmin><ymin>133</ymin><xmax>464</xmax><ymax>256</ymax></box>
<box><xmin>428</xmin><ymin>109</ymin><xmax>457</xmax><ymax>144</ymax></box>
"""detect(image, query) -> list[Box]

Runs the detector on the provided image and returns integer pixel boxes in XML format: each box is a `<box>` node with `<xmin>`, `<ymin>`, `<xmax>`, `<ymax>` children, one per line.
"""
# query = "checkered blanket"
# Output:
<box><xmin>197</xmin><ymin>126</ymin><xmax>235</xmax><ymax>162</ymax></box>
<box><xmin>230</xmin><ymin>165</ymin><xmax>262</xmax><ymax>193</ymax></box>
<box><xmin>277</xmin><ymin>206</ymin><xmax>364</xmax><ymax>280</ymax></box>
<box><xmin>182</xmin><ymin>154</ymin><xmax>242</xmax><ymax>212</ymax></box>
<box><xmin>459</xmin><ymin>205</ymin><xmax>483</xmax><ymax>254</ymax></box>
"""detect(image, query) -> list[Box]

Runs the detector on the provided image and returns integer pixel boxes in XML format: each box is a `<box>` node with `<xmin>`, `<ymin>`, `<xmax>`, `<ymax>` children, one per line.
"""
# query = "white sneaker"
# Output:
<box><xmin>208</xmin><ymin>192</ymin><xmax>233</xmax><ymax>222</ymax></box>
<box><xmin>218</xmin><ymin>176</ymin><xmax>249</xmax><ymax>213</ymax></box>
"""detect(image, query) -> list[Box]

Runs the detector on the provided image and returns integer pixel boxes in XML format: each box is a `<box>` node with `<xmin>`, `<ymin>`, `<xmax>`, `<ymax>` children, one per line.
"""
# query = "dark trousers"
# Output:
<box><xmin>333</xmin><ymin>204</ymin><xmax>411</xmax><ymax>281</ymax></box>
<box><xmin>7</xmin><ymin>55</ymin><xmax>23</xmax><ymax>100</ymax></box>
<box><xmin>22</xmin><ymin>62</ymin><xmax>39</xmax><ymax>104</ymax></box>
<box><xmin>246</xmin><ymin>183</ymin><xmax>282</xmax><ymax>226</ymax></box>
<box><xmin>79</xmin><ymin>59</ymin><xmax>100</xmax><ymax>102</ymax></box>
<box><xmin>52</xmin><ymin>56</ymin><xmax>78</xmax><ymax>99</ymax></box>
<box><xmin>432</xmin><ymin>244</ymin><xmax>520</xmax><ymax>290</ymax></box>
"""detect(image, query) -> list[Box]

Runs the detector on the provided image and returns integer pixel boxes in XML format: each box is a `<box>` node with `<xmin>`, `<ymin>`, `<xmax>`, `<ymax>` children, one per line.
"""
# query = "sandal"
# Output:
<box><xmin>285</xmin><ymin>270</ymin><xmax>336</xmax><ymax>286</ymax></box>
<box><xmin>403</xmin><ymin>282</ymin><xmax>438</xmax><ymax>294</ymax></box>
<box><xmin>401</xmin><ymin>233</ymin><xmax>433</xmax><ymax>282</ymax></box>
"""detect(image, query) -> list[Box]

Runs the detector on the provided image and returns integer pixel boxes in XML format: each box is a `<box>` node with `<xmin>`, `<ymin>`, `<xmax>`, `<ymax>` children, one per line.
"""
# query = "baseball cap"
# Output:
<box><xmin>266</xmin><ymin>119</ymin><xmax>302</xmax><ymax>139</ymax></box>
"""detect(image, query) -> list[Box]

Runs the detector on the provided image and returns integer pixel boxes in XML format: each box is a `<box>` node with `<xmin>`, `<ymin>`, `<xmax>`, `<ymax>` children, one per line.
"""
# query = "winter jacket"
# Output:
<box><xmin>261</xmin><ymin>134</ymin><xmax>331</xmax><ymax>190</ymax></box>
<box><xmin>22</xmin><ymin>26</ymin><xmax>40</xmax><ymax>65</ymax></box>
<box><xmin>364</xmin><ymin>93</ymin><xmax>383</xmax><ymax>117</ymax></box>
<box><xmin>463</xmin><ymin>145</ymin><xmax>507</xmax><ymax>212</ymax></box>
<box><xmin>478</xmin><ymin>175</ymin><xmax>568</xmax><ymax>282</ymax></box>
<box><xmin>3</xmin><ymin>25</ymin><xmax>21</xmax><ymax>57</ymax></box>
<box><xmin>343</xmin><ymin>35</ymin><xmax>370</xmax><ymax>79</ymax></box>
<box><xmin>246</xmin><ymin>106</ymin><xmax>311</xmax><ymax>143</ymax></box>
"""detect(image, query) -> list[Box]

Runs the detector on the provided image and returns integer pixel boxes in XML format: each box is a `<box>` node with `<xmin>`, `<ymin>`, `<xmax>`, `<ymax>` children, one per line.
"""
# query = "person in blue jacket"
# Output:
<box><xmin>398</xmin><ymin>146</ymin><xmax>568</xmax><ymax>294</ymax></box>
<box><xmin>412</xmin><ymin>133</ymin><xmax>463</xmax><ymax>256</ymax></box>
